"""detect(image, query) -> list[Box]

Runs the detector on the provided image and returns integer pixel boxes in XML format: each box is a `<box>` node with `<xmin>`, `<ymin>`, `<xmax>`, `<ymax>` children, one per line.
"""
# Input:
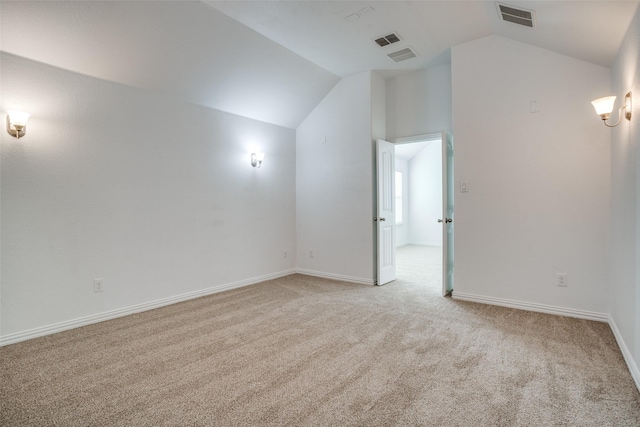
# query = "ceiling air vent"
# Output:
<box><xmin>374</xmin><ymin>33</ymin><xmax>402</xmax><ymax>47</ymax></box>
<box><xmin>497</xmin><ymin>2</ymin><xmax>535</xmax><ymax>28</ymax></box>
<box><xmin>387</xmin><ymin>47</ymin><xmax>417</xmax><ymax>63</ymax></box>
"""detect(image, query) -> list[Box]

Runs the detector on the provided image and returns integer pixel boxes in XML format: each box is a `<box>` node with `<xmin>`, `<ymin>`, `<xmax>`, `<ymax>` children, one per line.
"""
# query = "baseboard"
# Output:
<box><xmin>406</xmin><ymin>241</ymin><xmax>441</xmax><ymax>247</ymax></box>
<box><xmin>3</xmin><ymin>275</ymin><xmax>638</xmax><ymax>394</ymax></box>
<box><xmin>0</xmin><ymin>269</ymin><xmax>297</xmax><ymax>347</ymax></box>
<box><xmin>608</xmin><ymin>315</ymin><xmax>640</xmax><ymax>392</ymax></box>
<box><xmin>444</xmin><ymin>292</ymin><xmax>638</xmax><ymax>393</ymax></box>
<box><xmin>452</xmin><ymin>291</ymin><xmax>609</xmax><ymax>322</ymax></box>
<box><xmin>295</xmin><ymin>269</ymin><xmax>374</xmax><ymax>286</ymax></box>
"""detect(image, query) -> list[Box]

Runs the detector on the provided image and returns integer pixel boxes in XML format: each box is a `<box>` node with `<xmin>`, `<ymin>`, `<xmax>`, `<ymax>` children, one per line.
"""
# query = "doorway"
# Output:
<box><xmin>395</xmin><ymin>245</ymin><xmax>442</xmax><ymax>291</ymax></box>
<box><xmin>394</xmin><ymin>134</ymin><xmax>446</xmax><ymax>292</ymax></box>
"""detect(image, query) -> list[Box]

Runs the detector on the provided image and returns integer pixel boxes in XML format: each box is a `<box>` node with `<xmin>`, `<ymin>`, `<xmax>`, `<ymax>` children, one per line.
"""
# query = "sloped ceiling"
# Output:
<box><xmin>0</xmin><ymin>0</ymin><xmax>340</xmax><ymax>129</ymax></box>
<box><xmin>208</xmin><ymin>0</ymin><xmax>639</xmax><ymax>77</ymax></box>
<box><xmin>1</xmin><ymin>1</ymin><xmax>639</xmax><ymax>129</ymax></box>
<box><xmin>396</xmin><ymin>141</ymin><xmax>432</xmax><ymax>161</ymax></box>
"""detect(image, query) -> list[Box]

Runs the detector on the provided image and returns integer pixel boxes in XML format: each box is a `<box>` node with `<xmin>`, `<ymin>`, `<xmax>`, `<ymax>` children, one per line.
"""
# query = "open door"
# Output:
<box><xmin>376</xmin><ymin>139</ymin><xmax>396</xmax><ymax>285</ymax></box>
<box><xmin>440</xmin><ymin>131</ymin><xmax>454</xmax><ymax>296</ymax></box>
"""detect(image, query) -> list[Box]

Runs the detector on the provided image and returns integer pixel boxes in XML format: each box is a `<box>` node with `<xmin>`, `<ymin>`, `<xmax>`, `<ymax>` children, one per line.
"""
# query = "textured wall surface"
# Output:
<box><xmin>610</xmin><ymin>5</ymin><xmax>640</xmax><ymax>388</ymax></box>
<box><xmin>1</xmin><ymin>53</ymin><xmax>297</xmax><ymax>337</ymax></box>
<box><xmin>296</xmin><ymin>72</ymin><xmax>375</xmax><ymax>283</ymax></box>
<box><xmin>452</xmin><ymin>35</ymin><xmax>611</xmax><ymax>314</ymax></box>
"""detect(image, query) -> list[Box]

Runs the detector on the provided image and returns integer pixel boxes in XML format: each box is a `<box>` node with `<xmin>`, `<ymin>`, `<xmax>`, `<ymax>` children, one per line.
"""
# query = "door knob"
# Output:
<box><xmin>379</xmin><ymin>217</ymin><xmax>386</xmax><ymax>221</ymax></box>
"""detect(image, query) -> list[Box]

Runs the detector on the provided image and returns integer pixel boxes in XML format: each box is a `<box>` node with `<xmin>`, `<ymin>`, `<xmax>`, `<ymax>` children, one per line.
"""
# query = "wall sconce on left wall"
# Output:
<box><xmin>6</xmin><ymin>110</ymin><xmax>30</xmax><ymax>139</ymax></box>
<box><xmin>251</xmin><ymin>152</ymin><xmax>265</xmax><ymax>168</ymax></box>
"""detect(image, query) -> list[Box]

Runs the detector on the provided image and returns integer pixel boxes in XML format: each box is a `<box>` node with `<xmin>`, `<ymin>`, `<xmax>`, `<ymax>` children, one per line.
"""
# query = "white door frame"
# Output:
<box><xmin>393</xmin><ymin>131</ymin><xmax>453</xmax><ymax>295</ymax></box>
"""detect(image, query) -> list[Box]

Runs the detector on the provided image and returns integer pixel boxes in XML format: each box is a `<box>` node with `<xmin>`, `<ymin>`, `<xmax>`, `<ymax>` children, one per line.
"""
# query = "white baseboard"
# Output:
<box><xmin>3</xmin><ymin>275</ymin><xmax>638</xmax><ymax>394</ymax></box>
<box><xmin>295</xmin><ymin>269</ymin><xmax>374</xmax><ymax>286</ymax></box>
<box><xmin>452</xmin><ymin>291</ymin><xmax>609</xmax><ymax>322</ymax></box>
<box><xmin>407</xmin><ymin>241</ymin><xmax>441</xmax><ymax>247</ymax></box>
<box><xmin>608</xmin><ymin>315</ymin><xmax>640</xmax><ymax>392</ymax></box>
<box><xmin>0</xmin><ymin>269</ymin><xmax>296</xmax><ymax>347</ymax></box>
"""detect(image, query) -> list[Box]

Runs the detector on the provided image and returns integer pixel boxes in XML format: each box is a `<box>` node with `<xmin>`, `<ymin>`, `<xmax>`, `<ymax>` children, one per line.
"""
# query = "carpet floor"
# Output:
<box><xmin>1</xmin><ymin>267</ymin><xmax>639</xmax><ymax>425</ymax></box>
<box><xmin>396</xmin><ymin>244</ymin><xmax>442</xmax><ymax>290</ymax></box>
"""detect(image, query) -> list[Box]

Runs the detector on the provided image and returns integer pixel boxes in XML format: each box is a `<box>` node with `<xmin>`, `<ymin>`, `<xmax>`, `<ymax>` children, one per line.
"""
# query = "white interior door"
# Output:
<box><xmin>440</xmin><ymin>131</ymin><xmax>454</xmax><ymax>296</ymax></box>
<box><xmin>376</xmin><ymin>139</ymin><xmax>396</xmax><ymax>286</ymax></box>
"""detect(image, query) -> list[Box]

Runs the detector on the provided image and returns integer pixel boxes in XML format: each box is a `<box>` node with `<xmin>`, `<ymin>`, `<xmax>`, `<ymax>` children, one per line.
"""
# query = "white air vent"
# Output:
<box><xmin>374</xmin><ymin>33</ymin><xmax>402</xmax><ymax>47</ymax></box>
<box><xmin>387</xmin><ymin>47</ymin><xmax>417</xmax><ymax>63</ymax></box>
<box><xmin>496</xmin><ymin>2</ymin><xmax>535</xmax><ymax>28</ymax></box>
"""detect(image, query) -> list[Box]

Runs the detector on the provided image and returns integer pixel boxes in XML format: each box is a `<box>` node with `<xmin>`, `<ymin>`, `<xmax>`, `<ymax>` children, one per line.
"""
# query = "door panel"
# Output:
<box><xmin>441</xmin><ymin>131</ymin><xmax>454</xmax><ymax>296</ymax></box>
<box><xmin>376</xmin><ymin>139</ymin><xmax>396</xmax><ymax>286</ymax></box>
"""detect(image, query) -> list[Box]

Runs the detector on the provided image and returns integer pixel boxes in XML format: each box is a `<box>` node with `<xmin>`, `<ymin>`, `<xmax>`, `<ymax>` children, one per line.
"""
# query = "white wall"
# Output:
<box><xmin>451</xmin><ymin>36</ymin><xmax>611</xmax><ymax>316</ymax></box>
<box><xmin>296</xmin><ymin>71</ymin><xmax>376</xmax><ymax>284</ymax></box>
<box><xmin>395</xmin><ymin>159</ymin><xmax>409</xmax><ymax>247</ymax></box>
<box><xmin>408</xmin><ymin>141</ymin><xmax>442</xmax><ymax>246</ymax></box>
<box><xmin>371</xmin><ymin>71</ymin><xmax>387</xmax><ymax>279</ymax></box>
<box><xmin>610</xmin><ymin>6</ymin><xmax>640</xmax><ymax>388</ymax></box>
<box><xmin>387</xmin><ymin>64</ymin><xmax>451</xmax><ymax>249</ymax></box>
<box><xmin>0</xmin><ymin>53</ymin><xmax>296</xmax><ymax>340</ymax></box>
<box><xmin>386</xmin><ymin>64</ymin><xmax>452</xmax><ymax>141</ymax></box>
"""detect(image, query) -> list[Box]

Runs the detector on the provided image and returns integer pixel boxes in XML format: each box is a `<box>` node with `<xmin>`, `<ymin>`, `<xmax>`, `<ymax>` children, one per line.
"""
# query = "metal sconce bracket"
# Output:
<box><xmin>624</xmin><ymin>91</ymin><xmax>632</xmax><ymax>121</ymax></box>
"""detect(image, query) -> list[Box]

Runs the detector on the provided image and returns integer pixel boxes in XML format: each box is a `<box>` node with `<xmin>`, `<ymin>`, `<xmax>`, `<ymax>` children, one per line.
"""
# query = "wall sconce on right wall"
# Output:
<box><xmin>591</xmin><ymin>91</ymin><xmax>632</xmax><ymax>127</ymax></box>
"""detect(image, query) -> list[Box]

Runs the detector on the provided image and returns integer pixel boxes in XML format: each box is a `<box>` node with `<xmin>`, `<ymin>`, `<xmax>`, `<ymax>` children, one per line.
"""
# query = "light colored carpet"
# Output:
<box><xmin>1</xmin><ymin>273</ymin><xmax>639</xmax><ymax>426</ymax></box>
<box><xmin>396</xmin><ymin>244</ymin><xmax>442</xmax><ymax>290</ymax></box>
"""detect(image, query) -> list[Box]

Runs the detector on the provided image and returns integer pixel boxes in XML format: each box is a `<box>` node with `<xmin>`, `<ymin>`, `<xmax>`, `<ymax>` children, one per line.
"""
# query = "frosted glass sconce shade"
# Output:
<box><xmin>591</xmin><ymin>92</ymin><xmax>632</xmax><ymax>127</ymax></box>
<box><xmin>6</xmin><ymin>110</ymin><xmax>30</xmax><ymax>139</ymax></box>
<box><xmin>591</xmin><ymin>96</ymin><xmax>616</xmax><ymax>119</ymax></box>
<box><xmin>251</xmin><ymin>152</ymin><xmax>265</xmax><ymax>168</ymax></box>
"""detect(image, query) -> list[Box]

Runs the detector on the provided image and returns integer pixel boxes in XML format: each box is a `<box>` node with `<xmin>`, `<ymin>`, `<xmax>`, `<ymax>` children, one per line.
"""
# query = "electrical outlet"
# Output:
<box><xmin>309</xmin><ymin>249</ymin><xmax>314</xmax><ymax>258</ymax></box>
<box><xmin>94</xmin><ymin>278</ymin><xmax>104</xmax><ymax>293</ymax></box>
<box><xmin>283</xmin><ymin>249</ymin><xmax>288</xmax><ymax>258</ymax></box>
<box><xmin>556</xmin><ymin>273</ymin><xmax>568</xmax><ymax>287</ymax></box>
<box><xmin>530</xmin><ymin>99</ymin><xmax>540</xmax><ymax>113</ymax></box>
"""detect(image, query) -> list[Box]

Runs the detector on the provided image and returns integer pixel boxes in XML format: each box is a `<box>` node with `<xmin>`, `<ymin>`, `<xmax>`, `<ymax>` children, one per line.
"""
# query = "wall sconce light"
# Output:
<box><xmin>251</xmin><ymin>152</ymin><xmax>265</xmax><ymax>168</ymax></box>
<box><xmin>591</xmin><ymin>92</ymin><xmax>632</xmax><ymax>127</ymax></box>
<box><xmin>6</xmin><ymin>110</ymin><xmax>30</xmax><ymax>139</ymax></box>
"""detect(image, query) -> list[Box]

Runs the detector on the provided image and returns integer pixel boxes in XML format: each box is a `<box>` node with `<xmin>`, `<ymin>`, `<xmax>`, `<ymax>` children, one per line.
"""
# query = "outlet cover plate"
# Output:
<box><xmin>94</xmin><ymin>278</ymin><xmax>104</xmax><ymax>293</ymax></box>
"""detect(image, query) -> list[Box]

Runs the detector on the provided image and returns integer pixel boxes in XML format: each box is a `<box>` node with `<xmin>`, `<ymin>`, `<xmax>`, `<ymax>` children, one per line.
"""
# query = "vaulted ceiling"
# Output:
<box><xmin>208</xmin><ymin>0</ymin><xmax>639</xmax><ymax>77</ymax></box>
<box><xmin>0</xmin><ymin>1</ymin><xmax>339</xmax><ymax>129</ymax></box>
<box><xmin>1</xmin><ymin>1</ymin><xmax>638</xmax><ymax>128</ymax></box>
